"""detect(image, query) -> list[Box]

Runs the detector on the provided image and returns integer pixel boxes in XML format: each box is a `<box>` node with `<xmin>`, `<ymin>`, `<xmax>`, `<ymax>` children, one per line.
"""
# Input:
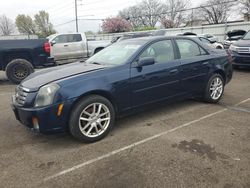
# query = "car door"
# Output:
<box><xmin>66</xmin><ymin>34</ymin><xmax>87</xmax><ymax>59</ymax></box>
<box><xmin>50</xmin><ymin>34</ymin><xmax>69</xmax><ymax>60</ymax></box>
<box><xmin>175</xmin><ymin>39</ymin><xmax>210</xmax><ymax>94</ymax></box>
<box><xmin>130</xmin><ymin>39</ymin><xmax>183</xmax><ymax>107</ymax></box>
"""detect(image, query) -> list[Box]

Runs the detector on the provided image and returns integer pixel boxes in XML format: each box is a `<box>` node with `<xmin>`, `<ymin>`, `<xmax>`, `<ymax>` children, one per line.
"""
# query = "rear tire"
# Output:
<box><xmin>69</xmin><ymin>95</ymin><xmax>115</xmax><ymax>143</ymax></box>
<box><xmin>5</xmin><ymin>59</ymin><xmax>34</xmax><ymax>84</ymax></box>
<box><xmin>203</xmin><ymin>74</ymin><xmax>225</xmax><ymax>103</ymax></box>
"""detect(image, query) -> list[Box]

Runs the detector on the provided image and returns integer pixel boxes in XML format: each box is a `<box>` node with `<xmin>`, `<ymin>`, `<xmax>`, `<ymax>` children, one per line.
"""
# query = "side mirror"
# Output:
<box><xmin>51</xmin><ymin>41</ymin><xmax>56</xmax><ymax>46</ymax></box>
<box><xmin>137</xmin><ymin>57</ymin><xmax>155</xmax><ymax>67</ymax></box>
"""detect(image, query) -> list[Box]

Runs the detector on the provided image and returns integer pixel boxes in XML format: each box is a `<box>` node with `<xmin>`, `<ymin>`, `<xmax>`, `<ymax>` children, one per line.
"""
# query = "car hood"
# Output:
<box><xmin>227</xmin><ymin>30</ymin><xmax>246</xmax><ymax>38</ymax></box>
<box><xmin>233</xmin><ymin>39</ymin><xmax>250</xmax><ymax>47</ymax></box>
<box><xmin>21</xmin><ymin>62</ymin><xmax>107</xmax><ymax>92</ymax></box>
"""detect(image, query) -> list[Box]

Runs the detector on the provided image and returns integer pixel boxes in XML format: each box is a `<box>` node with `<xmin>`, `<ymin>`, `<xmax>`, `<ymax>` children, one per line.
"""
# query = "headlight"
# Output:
<box><xmin>34</xmin><ymin>83</ymin><xmax>60</xmax><ymax>107</ymax></box>
<box><xmin>229</xmin><ymin>45</ymin><xmax>238</xmax><ymax>52</ymax></box>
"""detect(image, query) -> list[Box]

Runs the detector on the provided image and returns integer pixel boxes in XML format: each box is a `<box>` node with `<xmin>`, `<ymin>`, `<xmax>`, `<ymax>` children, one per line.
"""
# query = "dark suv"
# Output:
<box><xmin>229</xmin><ymin>30</ymin><xmax>250</xmax><ymax>68</ymax></box>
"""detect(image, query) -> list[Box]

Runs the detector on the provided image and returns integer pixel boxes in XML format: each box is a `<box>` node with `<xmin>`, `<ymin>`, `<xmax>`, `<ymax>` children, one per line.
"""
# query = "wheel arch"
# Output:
<box><xmin>70</xmin><ymin>90</ymin><xmax>118</xmax><ymax>116</ymax></box>
<box><xmin>213</xmin><ymin>69</ymin><xmax>226</xmax><ymax>84</ymax></box>
<box><xmin>3</xmin><ymin>51</ymin><xmax>33</xmax><ymax>70</ymax></box>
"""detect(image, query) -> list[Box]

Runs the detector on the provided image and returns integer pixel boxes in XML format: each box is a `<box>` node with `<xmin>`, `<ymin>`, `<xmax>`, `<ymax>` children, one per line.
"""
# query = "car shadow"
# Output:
<box><xmin>0</xmin><ymin>79</ymin><xmax>15</xmax><ymax>85</ymax></box>
<box><xmin>35</xmin><ymin>99</ymin><xmax>201</xmax><ymax>148</ymax></box>
<box><xmin>234</xmin><ymin>67</ymin><xmax>250</xmax><ymax>72</ymax></box>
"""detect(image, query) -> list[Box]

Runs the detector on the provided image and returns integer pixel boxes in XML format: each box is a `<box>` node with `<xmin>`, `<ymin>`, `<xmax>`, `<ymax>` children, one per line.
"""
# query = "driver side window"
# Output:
<box><xmin>53</xmin><ymin>35</ymin><xmax>68</xmax><ymax>43</ymax></box>
<box><xmin>139</xmin><ymin>40</ymin><xmax>175</xmax><ymax>64</ymax></box>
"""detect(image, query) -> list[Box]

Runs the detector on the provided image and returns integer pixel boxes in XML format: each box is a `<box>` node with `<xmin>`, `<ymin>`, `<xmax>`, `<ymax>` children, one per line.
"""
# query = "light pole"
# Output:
<box><xmin>75</xmin><ymin>0</ymin><xmax>79</xmax><ymax>32</ymax></box>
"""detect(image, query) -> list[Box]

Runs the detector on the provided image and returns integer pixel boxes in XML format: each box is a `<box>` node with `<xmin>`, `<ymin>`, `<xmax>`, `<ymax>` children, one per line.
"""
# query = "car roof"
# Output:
<box><xmin>120</xmin><ymin>36</ymin><xmax>205</xmax><ymax>46</ymax></box>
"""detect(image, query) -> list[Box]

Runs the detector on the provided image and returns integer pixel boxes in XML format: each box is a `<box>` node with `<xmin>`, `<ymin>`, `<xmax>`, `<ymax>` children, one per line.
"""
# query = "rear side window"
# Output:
<box><xmin>67</xmin><ymin>34</ymin><xmax>82</xmax><ymax>42</ymax></box>
<box><xmin>139</xmin><ymin>40</ymin><xmax>175</xmax><ymax>64</ymax></box>
<box><xmin>199</xmin><ymin>37</ymin><xmax>211</xmax><ymax>44</ymax></box>
<box><xmin>176</xmin><ymin>39</ymin><xmax>206</xmax><ymax>58</ymax></box>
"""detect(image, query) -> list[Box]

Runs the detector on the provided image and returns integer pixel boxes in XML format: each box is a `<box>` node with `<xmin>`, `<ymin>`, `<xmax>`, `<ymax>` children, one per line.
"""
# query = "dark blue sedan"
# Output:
<box><xmin>11</xmin><ymin>36</ymin><xmax>233</xmax><ymax>142</ymax></box>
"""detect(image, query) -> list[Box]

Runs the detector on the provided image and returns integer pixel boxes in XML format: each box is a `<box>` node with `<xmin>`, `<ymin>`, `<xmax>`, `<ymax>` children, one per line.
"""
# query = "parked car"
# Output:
<box><xmin>229</xmin><ymin>30</ymin><xmax>250</xmax><ymax>68</ymax></box>
<box><xmin>176</xmin><ymin>33</ymin><xmax>224</xmax><ymax>49</ymax></box>
<box><xmin>0</xmin><ymin>39</ymin><xmax>54</xmax><ymax>84</ymax></box>
<box><xmin>11</xmin><ymin>36</ymin><xmax>233</xmax><ymax>142</ymax></box>
<box><xmin>111</xmin><ymin>32</ymin><xmax>153</xmax><ymax>43</ymax></box>
<box><xmin>196</xmin><ymin>36</ymin><xmax>224</xmax><ymax>49</ymax></box>
<box><xmin>47</xmin><ymin>33</ymin><xmax>110</xmax><ymax>62</ymax></box>
<box><xmin>199</xmin><ymin>34</ymin><xmax>218</xmax><ymax>43</ymax></box>
<box><xmin>223</xmin><ymin>30</ymin><xmax>246</xmax><ymax>49</ymax></box>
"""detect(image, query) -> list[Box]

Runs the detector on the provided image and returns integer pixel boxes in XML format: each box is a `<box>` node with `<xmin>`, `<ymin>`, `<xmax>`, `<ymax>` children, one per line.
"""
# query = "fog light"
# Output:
<box><xmin>32</xmin><ymin>117</ymin><xmax>39</xmax><ymax>130</ymax></box>
<box><xmin>57</xmin><ymin>104</ymin><xmax>64</xmax><ymax>116</ymax></box>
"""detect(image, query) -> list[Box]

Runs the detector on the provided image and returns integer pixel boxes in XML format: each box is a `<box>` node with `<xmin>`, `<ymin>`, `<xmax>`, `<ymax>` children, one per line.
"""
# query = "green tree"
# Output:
<box><xmin>15</xmin><ymin>14</ymin><xmax>36</xmax><ymax>34</ymax></box>
<box><xmin>34</xmin><ymin>11</ymin><xmax>56</xmax><ymax>38</ymax></box>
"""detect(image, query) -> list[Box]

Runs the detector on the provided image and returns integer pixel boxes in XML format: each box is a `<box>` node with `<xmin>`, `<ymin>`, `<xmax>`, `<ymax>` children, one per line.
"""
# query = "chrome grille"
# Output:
<box><xmin>15</xmin><ymin>86</ymin><xmax>28</xmax><ymax>106</ymax></box>
<box><xmin>237</xmin><ymin>47</ymin><xmax>250</xmax><ymax>54</ymax></box>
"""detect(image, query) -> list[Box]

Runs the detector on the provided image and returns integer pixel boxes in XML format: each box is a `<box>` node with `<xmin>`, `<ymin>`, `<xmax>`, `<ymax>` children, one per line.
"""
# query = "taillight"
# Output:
<box><xmin>44</xmin><ymin>41</ymin><xmax>51</xmax><ymax>54</ymax></box>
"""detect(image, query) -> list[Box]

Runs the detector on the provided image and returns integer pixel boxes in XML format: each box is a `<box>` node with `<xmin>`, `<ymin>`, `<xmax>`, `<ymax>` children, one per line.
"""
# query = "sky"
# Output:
<box><xmin>1</xmin><ymin>0</ymin><xmax>204</xmax><ymax>33</ymax></box>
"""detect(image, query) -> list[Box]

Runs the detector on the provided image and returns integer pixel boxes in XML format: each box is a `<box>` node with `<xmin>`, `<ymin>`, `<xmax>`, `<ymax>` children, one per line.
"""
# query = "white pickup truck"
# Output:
<box><xmin>47</xmin><ymin>33</ymin><xmax>110</xmax><ymax>62</ymax></box>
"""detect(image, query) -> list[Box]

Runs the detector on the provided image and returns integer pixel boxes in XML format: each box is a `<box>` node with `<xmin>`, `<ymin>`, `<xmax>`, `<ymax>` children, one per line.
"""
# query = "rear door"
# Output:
<box><xmin>66</xmin><ymin>34</ymin><xmax>87</xmax><ymax>59</ymax></box>
<box><xmin>130</xmin><ymin>39</ymin><xmax>183</xmax><ymax>107</ymax></box>
<box><xmin>175</xmin><ymin>39</ymin><xmax>210</xmax><ymax>94</ymax></box>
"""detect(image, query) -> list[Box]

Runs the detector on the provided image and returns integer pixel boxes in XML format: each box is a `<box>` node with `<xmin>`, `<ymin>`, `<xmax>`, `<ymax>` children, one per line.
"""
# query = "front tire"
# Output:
<box><xmin>203</xmin><ymin>74</ymin><xmax>224</xmax><ymax>103</ymax></box>
<box><xmin>69</xmin><ymin>95</ymin><xmax>115</xmax><ymax>143</ymax></box>
<box><xmin>5</xmin><ymin>59</ymin><xmax>34</xmax><ymax>84</ymax></box>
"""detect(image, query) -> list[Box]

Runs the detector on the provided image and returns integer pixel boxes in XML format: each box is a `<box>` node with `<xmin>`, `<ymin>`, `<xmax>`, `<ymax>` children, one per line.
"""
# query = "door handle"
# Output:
<box><xmin>202</xmin><ymin>62</ymin><xmax>209</xmax><ymax>65</ymax></box>
<box><xmin>64</xmin><ymin>45</ymin><xmax>68</xmax><ymax>47</ymax></box>
<box><xmin>169</xmin><ymin>69</ymin><xmax>178</xmax><ymax>74</ymax></box>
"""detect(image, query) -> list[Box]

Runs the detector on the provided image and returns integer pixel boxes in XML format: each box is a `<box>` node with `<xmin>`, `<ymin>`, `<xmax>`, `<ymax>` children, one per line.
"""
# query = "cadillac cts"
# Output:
<box><xmin>11</xmin><ymin>36</ymin><xmax>233</xmax><ymax>142</ymax></box>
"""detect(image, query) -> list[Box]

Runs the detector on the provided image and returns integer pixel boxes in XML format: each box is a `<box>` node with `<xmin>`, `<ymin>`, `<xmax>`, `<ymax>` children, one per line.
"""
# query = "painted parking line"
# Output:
<box><xmin>227</xmin><ymin>106</ymin><xmax>250</xmax><ymax>113</ymax></box>
<box><xmin>43</xmin><ymin>97</ymin><xmax>250</xmax><ymax>182</ymax></box>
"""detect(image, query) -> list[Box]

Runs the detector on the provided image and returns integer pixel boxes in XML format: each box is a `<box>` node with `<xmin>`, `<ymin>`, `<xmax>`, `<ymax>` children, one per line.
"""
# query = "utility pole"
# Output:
<box><xmin>75</xmin><ymin>0</ymin><xmax>78</xmax><ymax>32</ymax></box>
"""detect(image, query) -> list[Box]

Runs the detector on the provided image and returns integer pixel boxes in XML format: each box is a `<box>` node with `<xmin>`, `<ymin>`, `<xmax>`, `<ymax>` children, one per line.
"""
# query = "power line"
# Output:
<box><xmin>53</xmin><ymin>0</ymin><xmax>239</xmax><ymax>28</ymax></box>
<box><xmin>46</xmin><ymin>1</ymin><xmax>74</xmax><ymax>11</ymax></box>
<box><xmin>54</xmin><ymin>18</ymin><xmax>104</xmax><ymax>27</ymax></box>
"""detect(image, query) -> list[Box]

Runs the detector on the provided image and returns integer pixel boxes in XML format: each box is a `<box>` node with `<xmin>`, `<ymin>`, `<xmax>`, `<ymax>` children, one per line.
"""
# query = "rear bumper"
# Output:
<box><xmin>11</xmin><ymin>96</ymin><xmax>76</xmax><ymax>134</ymax></box>
<box><xmin>35</xmin><ymin>55</ymin><xmax>55</xmax><ymax>68</ymax></box>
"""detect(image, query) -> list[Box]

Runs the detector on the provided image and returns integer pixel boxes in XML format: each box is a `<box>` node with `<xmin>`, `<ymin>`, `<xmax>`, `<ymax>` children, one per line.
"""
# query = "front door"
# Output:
<box><xmin>51</xmin><ymin>34</ymin><xmax>70</xmax><ymax>61</ymax></box>
<box><xmin>130</xmin><ymin>39</ymin><xmax>182</xmax><ymax>108</ymax></box>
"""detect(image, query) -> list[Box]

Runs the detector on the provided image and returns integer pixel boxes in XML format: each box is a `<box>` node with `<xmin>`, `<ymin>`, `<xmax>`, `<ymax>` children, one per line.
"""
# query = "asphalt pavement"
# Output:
<box><xmin>0</xmin><ymin>69</ymin><xmax>250</xmax><ymax>188</ymax></box>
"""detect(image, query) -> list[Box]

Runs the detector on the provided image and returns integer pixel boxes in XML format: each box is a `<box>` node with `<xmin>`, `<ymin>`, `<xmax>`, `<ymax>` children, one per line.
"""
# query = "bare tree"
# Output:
<box><xmin>119</xmin><ymin>0</ymin><xmax>166</xmax><ymax>29</ymax></box>
<box><xmin>199</xmin><ymin>0</ymin><xmax>234</xmax><ymax>24</ymax></box>
<box><xmin>239</xmin><ymin>0</ymin><xmax>250</xmax><ymax>14</ymax></box>
<box><xmin>0</xmin><ymin>15</ymin><xmax>15</xmax><ymax>35</ymax></box>
<box><xmin>139</xmin><ymin>0</ymin><xmax>167</xmax><ymax>27</ymax></box>
<box><xmin>119</xmin><ymin>6</ymin><xmax>144</xmax><ymax>28</ymax></box>
<box><xmin>161</xmin><ymin>0</ymin><xmax>190</xmax><ymax>28</ymax></box>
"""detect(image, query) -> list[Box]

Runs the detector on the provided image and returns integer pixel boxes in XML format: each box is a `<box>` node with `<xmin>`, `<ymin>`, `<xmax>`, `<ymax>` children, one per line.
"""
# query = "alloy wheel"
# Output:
<box><xmin>78</xmin><ymin>103</ymin><xmax>111</xmax><ymax>138</ymax></box>
<box><xmin>209</xmin><ymin>77</ymin><xmax>223</xmax><ymax>100</ymax></box>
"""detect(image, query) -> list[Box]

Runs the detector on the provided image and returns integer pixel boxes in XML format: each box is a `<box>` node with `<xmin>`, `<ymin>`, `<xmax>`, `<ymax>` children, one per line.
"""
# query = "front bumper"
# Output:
<box><xmin>11</xmin><ymin>96</ymin><xmax>76</xmax><ymax>134</ymax></box>
<box><xmin>232</xmin><ymin>52</ymin><xmax>250</xmax><ymax>67</ymax></box>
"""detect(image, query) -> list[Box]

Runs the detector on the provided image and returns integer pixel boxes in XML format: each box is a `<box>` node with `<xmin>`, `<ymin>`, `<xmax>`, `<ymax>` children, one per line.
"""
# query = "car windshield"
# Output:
<box><xmin>86</xmin><ymin>40</ymin><xmax>144</xmax><ymax>66</ymax></box>
<box><xmin>243</xmin><ymin>31</ymin><xmax>250</xmax><ymax>40</ymax></box>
